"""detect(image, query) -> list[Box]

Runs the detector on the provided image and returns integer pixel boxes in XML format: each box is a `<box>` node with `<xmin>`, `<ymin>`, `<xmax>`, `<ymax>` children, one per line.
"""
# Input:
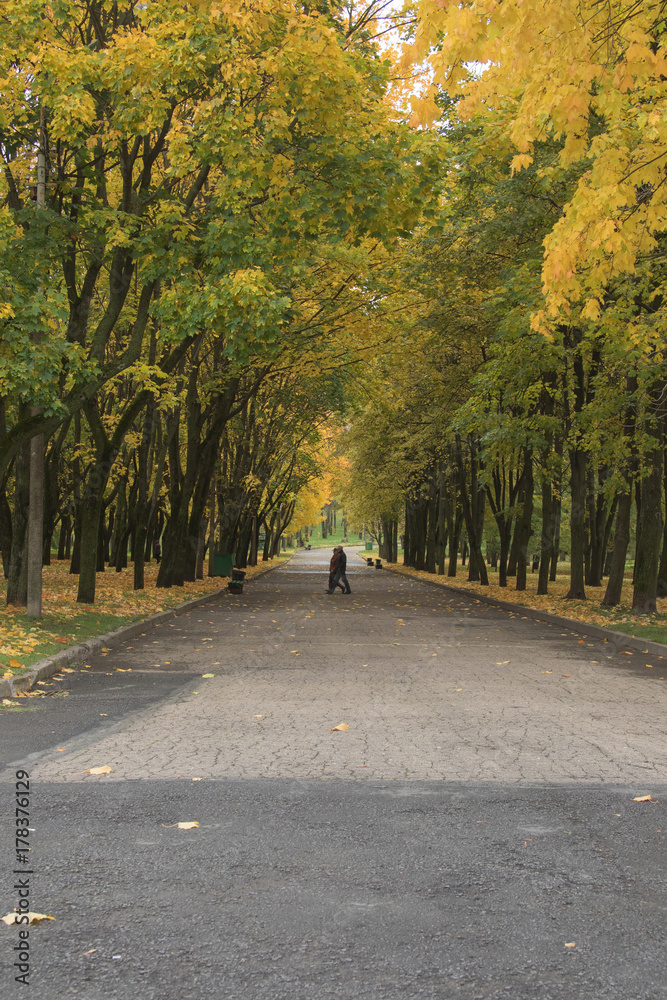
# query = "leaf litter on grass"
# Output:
<box><xmin>0</xmin><ymin>556</ymin><xmax>292</xmax><ymax>675</ymax></box>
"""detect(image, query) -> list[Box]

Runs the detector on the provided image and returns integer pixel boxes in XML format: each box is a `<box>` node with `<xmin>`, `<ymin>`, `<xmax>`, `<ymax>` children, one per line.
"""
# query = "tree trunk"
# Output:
<box><xmin>110</xmin><ymin>479</ymin><xmax>126</xmax><ymax>571</ymax></box>
<box><xmin>632</xmin><ymin>422</ymin><xmax>663</xmax><ymax>614</ymax></box>
<box><xmin>507</xmin><ymin>524</ymin><xmax>519</xmax><ymax>578</ymax></box>
<box><xmin>447</xmin><ymin>508</ymin><xmax>461</xmax><ymax>577</ymax></box>
<box><xmin>425</xmin><ymin>475</ymin><xmax>438</xmax><ymax>574</ymax></box>
<box><xmin>455</xmin><ymin>435</ymin><xmax>488</xmax><ymax>585</ymax></box>
<box><xmin>134</xmin><ymin>399</ymin><xmax>155</xmax><ymax>591</ymax></box>
<box><xmin>549</xmin><ymin>493</ymin><xmax>561</xmax><ymax>581</ymax></box>
<box><xmin>603</xmin><ymin>376</ymin><xmax>637</xmax><ymax>606</ymax></box>
<box><xmin>196</xmin><ymin>516</ymin><xmax>207</xmax><ymax>578</ymax></box>
<box><xmin>69</xmin><ymin>411</ymin><xmax>83</xmax><ymax>575</ymax></box>
<box><xmin>436</xmin><ymin>466</ymin><xmax>447</xmax><ymax>574</ymax></box>
<box><xmin>547</xmin><ymin>424</ymin><xmax>563</xmax><ymax>584</ymax></box>
<box><xmin>77</xmin><ymin>489</ymin><xmax>105</xmax><ymax>604</ymax></box>
<box><xmin>248</xmin><ymin>515</ymin><xmax>259</xmax><ymax>567</ymax></box>
<box><xmin>57</xmin><ymin>514</ymin><xmax>70</xmax><ymax>561</ymax></box>
<box><xmin>656</xmin><ymin>450</ymin><xmax>667</xmax><ymax>598</ymax></box>
<box><xmin>207</xmin><ymin>478</ymin><xmax>216</xmax><ymax>577</ymax></box>
<box><xmin>0</xmin><ymin>486</ymin><xmax>12</xmax><ymax>578</ymax></box>
<box><xmin>7</xmin><ymin>435</ymin><xmax>29</xmax><ymax>606</ymax></box>
<box><xmin>97</xmin><ymin>510</ymin><xmax>106</xmax><ymax>572</ymax></box>
<box><xmin>602</xmin><ymin>490</ymin><xmax>631</xmax><ymax>606</ymax></box>
<box><xmin>566</xmin><ymin>447</ymin><xmax>587</xmax><ymax>599</ymax></box>
<box><xmin>515</xmin><ymin>449</ymin><xmax>533</xmax><ymax>592</ymax></box>
<box><xmin>537</xmin><ymin>475</ymin><xmax>553</xmax><ymax>595</ymax></box>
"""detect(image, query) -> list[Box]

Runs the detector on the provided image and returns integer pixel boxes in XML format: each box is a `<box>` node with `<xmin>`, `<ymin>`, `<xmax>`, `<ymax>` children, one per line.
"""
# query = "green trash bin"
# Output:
<box><xmin>365</xmin><ymin>542</ymin><xmax>373</xmax><ymax>551</ymax></box>
<box><xmin>212</xmin><ymin>552</ymin><xmax>235</xmax><ymax>577</ymax></box>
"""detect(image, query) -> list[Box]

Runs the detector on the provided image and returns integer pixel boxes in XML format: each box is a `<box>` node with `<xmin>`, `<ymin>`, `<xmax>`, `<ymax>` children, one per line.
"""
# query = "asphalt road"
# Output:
<box><xmin>1</xmin><ymin>548</ymin><xmax>666</xmax><ymax>999</ymax></box>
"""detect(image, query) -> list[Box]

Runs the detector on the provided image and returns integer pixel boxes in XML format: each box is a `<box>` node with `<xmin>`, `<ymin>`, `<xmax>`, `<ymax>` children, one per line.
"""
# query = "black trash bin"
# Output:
<box><xmin>228</xmin><ymin>568</ymin><xmax>246</xmax><ymax>594</ymax></box>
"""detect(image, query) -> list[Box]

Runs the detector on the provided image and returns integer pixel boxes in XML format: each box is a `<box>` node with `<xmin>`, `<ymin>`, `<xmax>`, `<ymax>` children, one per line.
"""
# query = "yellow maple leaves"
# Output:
<box><xmin>406</xmin><ymin>0</ymin><xmax>667</xmax><ymax>318</ymax></box>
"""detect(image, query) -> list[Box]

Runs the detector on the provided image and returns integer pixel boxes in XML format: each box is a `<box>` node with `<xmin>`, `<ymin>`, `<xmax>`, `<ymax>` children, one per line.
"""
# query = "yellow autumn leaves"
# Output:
<box><xmin>2</xmin><ymin>912</ymin><xmax>54</xmax><ymax>925</ymax></box>
<box><xmin>406</xmin><ymin>0</ymin><xmax>667</xmax><ymax>322</ymax></box>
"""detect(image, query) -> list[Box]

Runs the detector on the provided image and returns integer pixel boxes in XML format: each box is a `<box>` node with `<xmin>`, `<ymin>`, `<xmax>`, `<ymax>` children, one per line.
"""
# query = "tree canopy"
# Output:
<box><xmin>2</xmin><ymin>0</ymin><xmax>667</xmax><ymax>621</ymax></box>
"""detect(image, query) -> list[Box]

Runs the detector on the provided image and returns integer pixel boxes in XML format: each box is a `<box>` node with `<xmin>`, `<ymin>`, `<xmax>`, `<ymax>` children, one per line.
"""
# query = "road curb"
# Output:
<box><xmin>377</xmin><ymin>563</ymin><xmax>667</xmax><ymax>659</ymax></box>
<box><xmin>0</xmin><ymin>557</ymin><xmax>290</xmax><ymax>699</ymax></box>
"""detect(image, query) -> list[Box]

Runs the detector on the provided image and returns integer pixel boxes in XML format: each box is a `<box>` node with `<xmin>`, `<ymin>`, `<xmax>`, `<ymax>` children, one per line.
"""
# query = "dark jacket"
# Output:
<box><xmin>336</xmin><ymin>550</ymin><xmax>347</xmax><ymax>572</ymax></box>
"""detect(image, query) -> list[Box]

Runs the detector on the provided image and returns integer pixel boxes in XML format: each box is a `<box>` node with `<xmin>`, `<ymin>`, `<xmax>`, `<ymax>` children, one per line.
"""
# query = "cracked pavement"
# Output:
<box><xmin>1</xmin><ymin>548</ymin><xmax>666</xmax><ymax>1000</ymax></box>
<box><xmin>12</xmin><ymin>547</ymin><xmax>667</xmax><ymax>786</ymax></box>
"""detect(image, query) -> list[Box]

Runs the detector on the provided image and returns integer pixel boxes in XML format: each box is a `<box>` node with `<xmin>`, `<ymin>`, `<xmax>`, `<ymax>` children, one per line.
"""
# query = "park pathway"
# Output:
<box><xmin>2</xmin><ymin>548</ymin><xmax>666</xmax><ymax>1000</ymax></box>
<box><xmin>23</xmin><ymin>546</ymin><xmax>667</xmax><ymax>785</ymax></box>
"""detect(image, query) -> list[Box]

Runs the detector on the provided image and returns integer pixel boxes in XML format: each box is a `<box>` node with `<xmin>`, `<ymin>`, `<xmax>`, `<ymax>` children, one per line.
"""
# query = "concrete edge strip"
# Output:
<box><xmin>0</xmin><ymin>557</ymin><xmax>290</xmax><ymax>699</ymax></box>
<box><xmin>376</xmin><ymin>562</ymin><xmax>667</xmax><ymax>660</ymax></box>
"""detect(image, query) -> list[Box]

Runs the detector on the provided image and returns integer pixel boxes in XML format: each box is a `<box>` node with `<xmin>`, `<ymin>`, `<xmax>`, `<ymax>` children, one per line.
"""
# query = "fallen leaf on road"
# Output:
<box><xmin>632</xmin><ymin>795</ymin><xmax>656</xmax><ymax>803</ymax></box>
<box><xmin>330</xmin><ymin>723</ymin><xmax>349</xmax><ymax>732</ymax></box>
<box><xmin>202</xmin><ymin>673</ymin><xmax>216</xmax><ymax>678</ymax></box>
<box><xmin>561</xmin><ymin>674</ymin><xmax>571</xmax><ymax>678</ymax></box>
<box><xmin>83</xmin><ymin>949</ymin><xmax>97</xmax><ymax>956</ymax></box>
<box><xmin>252</xmin><ymin>714</ymin><xmax>263</xmax><ymax>718</ymax></box>
<box><xmin>2</xmin><ymin>912</ymin><xmax>54</xmax><ymax>925</ymax></box>
<box><xmin>56</xmin><ymin>748</ymin><xmax>65</xmax><ymax>752</ymax></box>
<box><xmin>178</xmin><ymin>822</ymin><xmax>199</xmax><ymax>829</ymax></box>
<box><xmin>564</xmin><ymin>942</ymin><xmax>575</xmax><ymax>948</ymax></box>
<box><xmin>2</xmin><ymin>699</ymin><xmax>19</xmax><ymax>706</ymax></box>
<box><xmin>87</xmin><ymin>765</ymin><xmax>112</xmax><ymax>775</ymax></box>
<box><xmin>541</xmin><ymin>670</ymin><xmax>553</xmax><ymax>674</ymax></box>
<box><xmin>495</xmin><ymin>661</ymin><xmax>510</xmax><ymax>665</ymax></box>
<box><xmin>192</xmin><ymin>778</ymin><xmax>202</xmax><ymax>781</ymax></box>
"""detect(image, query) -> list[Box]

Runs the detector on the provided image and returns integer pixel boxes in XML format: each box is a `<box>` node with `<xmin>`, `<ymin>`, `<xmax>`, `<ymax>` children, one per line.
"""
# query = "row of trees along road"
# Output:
<box><xmin>0</xmin><ymin>1</ymin><xmax>441</xmax><ymax>608</ymax></box>
<box><xmin>343</xmin><ymin>0</ymin><xmax>667</xmax><ymax>614</ymax></box>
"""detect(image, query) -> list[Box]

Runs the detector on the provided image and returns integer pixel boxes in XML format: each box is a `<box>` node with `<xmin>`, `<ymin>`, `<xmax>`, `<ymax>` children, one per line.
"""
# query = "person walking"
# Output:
<box><xmin>326</xmin><ymin>547</ymin><xmax>345</xmax><ymax>594</ymax></box>
<box><xmin>329</xmin><ymin>545</ymin><xmax>351</xmax><ymax>594</ymax></box>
